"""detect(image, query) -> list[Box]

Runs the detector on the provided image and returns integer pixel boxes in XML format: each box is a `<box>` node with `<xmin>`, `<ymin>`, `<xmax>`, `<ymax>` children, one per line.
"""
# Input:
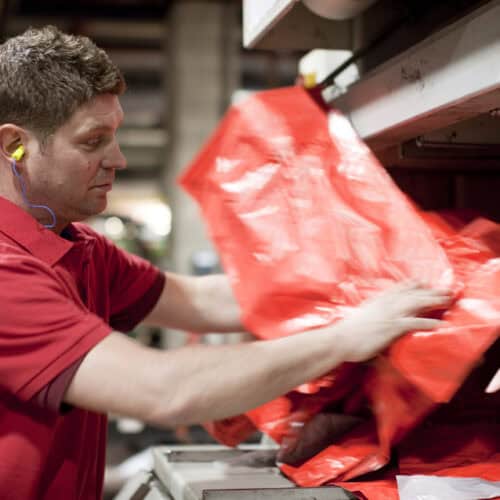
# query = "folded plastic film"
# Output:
<box><xmin>181</xmin><ymin>86</ymin><xmax>454</xmax><ymax>340</ymax></box>
<box><xmin>180</xmin><ymin>85</ymin><xmax>500</xmax><ymax>486</ymax></box>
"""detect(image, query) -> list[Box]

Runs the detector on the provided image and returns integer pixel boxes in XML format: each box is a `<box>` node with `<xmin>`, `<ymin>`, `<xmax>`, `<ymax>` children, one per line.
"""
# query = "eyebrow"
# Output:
<box><xmin>77</xmin><ymin>123</ymin><xmax>120</xmax><ymax>137</ymax></box>
<box><xmin>74</xmin><ymin>110</ymin><xmax>125</xmax><ymax>136</ymax></box>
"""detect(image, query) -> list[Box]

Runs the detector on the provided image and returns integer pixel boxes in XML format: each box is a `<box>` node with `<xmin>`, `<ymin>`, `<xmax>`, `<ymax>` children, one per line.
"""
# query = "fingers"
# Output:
<box><xmin>396</xmin><ymin>317</ymin><xmax>443</xmax><ymax>333</ymax></box>
<box><xmin>277</xmin><ymin>413</ymin><xmax>364</xmax><ymax>466</ymax></box>
<box><xmin>385</xmin><ymin>284</ymin><xmax>452</xmax><ymax>317</ymax></box>
<box><xmin>342</xmin><ymin>281</ymin><xmax>451</xmax><ymax>363</ymax></box>
<box><xmin>404</xmin><ymin>289</ymin><xmax>452</xmax><ymax>315</ymax></box>
<box><xmin>396</xmin><ymin>287</ymin><xmax>451</xmax><ymax>314</ymax></box>
<box><xmin>485</xmin><ymin>368</ymin><xmax>500</xmax><ymax>393</ymax></box>
<box><xmin>379</xmin><ymin>281</ymin><xmax>423</xmax><ymax>304</ymax></box>
<box><xmin>368</xmin><ymin>281</ymin><xmax>452</xmax><ymax>312</ymax></box>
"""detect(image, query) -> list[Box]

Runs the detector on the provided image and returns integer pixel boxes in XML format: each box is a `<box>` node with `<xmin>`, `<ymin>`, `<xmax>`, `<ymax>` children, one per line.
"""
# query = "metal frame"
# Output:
<box><xmin>152</xmin><ymin>445</ymin><xmax>355</xmax><ymax>500</ymax></box>
<box><xmin>332</xmin><ymin>0</ymin><xmax>500</xmax><ymax>151</ymax></box>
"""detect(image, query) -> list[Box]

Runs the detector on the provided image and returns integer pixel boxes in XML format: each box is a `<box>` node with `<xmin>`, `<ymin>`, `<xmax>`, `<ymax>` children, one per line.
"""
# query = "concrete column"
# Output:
<box><xmin>164</xmin><ymin>1</ymin><xmax>240</xmax><ymax>274</ymax></box>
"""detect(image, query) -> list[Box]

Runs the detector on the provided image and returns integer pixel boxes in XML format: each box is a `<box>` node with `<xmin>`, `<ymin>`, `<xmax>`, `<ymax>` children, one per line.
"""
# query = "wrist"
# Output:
<box><xmin>325</xmin><ymin>319</ymin><xmax>357</xmax><ymax>363</ymax></box>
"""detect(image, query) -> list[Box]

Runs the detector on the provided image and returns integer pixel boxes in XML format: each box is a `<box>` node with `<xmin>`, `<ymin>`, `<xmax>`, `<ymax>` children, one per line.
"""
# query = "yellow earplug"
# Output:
<box><xmin>11</xmin><ymin>145</ymin><xmax>25</xmax><ymax>161</ymax></box>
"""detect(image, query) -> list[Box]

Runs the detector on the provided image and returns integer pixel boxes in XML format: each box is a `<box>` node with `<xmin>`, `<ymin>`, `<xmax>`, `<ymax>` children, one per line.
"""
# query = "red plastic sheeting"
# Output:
<box><xmin>180</xmin><ymin>86</ymin><xmax>500</xmax><ymax>490</ymax></box>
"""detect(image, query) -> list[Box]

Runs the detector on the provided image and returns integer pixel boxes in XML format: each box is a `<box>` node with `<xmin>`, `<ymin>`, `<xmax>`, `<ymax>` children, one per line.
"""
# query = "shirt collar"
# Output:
<box><xmin>0</xmin><ymin>196</ymin><xmax>79</xmax><ymax>266</ymax></box>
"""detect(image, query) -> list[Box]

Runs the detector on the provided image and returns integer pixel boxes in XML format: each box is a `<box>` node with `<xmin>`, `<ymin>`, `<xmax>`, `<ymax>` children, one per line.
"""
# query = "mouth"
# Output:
<box><xmin>91</xmin><ymin>183</ymin><xmax>113</xmax><ymax>192</ymax></box>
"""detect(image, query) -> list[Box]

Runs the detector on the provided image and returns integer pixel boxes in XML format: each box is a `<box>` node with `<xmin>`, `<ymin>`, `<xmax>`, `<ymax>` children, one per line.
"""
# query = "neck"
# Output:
<box><xmin>0</xmin><ymin>186</ymin><xmax>63</xmax><ymax>233</ymax></box>
<box><xmin>0</xmin><ymin>165</ymin><xmax>61</xmax><ymax>232</ymax></box>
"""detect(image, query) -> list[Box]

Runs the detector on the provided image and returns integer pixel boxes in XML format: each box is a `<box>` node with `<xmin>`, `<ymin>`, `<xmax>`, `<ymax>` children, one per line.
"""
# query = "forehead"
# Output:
<box><xmin>61</xmin><ymin>94</ymin><xmax>124</xmax><ymax>135</ymax></box>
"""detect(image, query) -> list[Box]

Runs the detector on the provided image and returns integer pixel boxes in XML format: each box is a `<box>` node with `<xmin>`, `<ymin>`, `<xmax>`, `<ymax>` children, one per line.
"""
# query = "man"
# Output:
<box><xmin>0</xmin><ymin>26</ymin><xmax>450</xmax><ymax>499</ymax></box>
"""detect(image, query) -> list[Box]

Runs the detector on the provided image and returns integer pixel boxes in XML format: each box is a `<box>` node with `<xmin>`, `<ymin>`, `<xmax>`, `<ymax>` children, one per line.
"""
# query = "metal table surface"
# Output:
<box><xmin>115</xmin><ymin>444</ymin><xmax>356</xmax><ymax>500</ymax></box>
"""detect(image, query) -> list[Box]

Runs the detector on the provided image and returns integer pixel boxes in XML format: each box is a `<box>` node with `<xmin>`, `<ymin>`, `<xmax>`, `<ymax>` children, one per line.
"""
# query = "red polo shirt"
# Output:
<box><xmin>0</xmin><ymin>197</ymin><xmax>165</xmax><ymax>499</ymax></box>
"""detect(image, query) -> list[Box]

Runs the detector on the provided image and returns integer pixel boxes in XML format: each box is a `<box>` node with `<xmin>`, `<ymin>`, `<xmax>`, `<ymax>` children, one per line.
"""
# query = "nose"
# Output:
<box><xmin>101</xmin><ymin>142</ymin><xmax>127</xmax><ymax>171</ymax></box>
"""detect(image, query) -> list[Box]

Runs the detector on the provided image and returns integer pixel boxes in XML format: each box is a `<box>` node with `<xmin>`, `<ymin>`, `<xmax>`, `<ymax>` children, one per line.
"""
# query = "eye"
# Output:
<box><xmin>85</xmin><ymin>137</ymin><xmax>103</xmax><ymax>148</ymax></box>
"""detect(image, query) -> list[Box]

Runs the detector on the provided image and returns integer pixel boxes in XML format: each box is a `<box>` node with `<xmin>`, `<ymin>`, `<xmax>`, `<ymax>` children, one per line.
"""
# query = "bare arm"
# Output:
<box><xmin>64</xmin><ymin>282</ymin><xmax>450</xmax><ymax>427</ymax></box>
<box><xmin>143</xmin><ymin>273</ymin><xmax>243</xmax><ymax>333</ymax></box>
<box><xmin>65</xmin><ymin>327</ymin><xmax>342</xmax><ymax>426</ymax></box>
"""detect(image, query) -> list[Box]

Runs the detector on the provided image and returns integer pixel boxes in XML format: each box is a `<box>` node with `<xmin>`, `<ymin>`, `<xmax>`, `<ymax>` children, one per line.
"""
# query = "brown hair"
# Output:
<box><xmin>0</xmin><ymin>25</ymin><xmax>126</xmax><ymax>141</ymax></box>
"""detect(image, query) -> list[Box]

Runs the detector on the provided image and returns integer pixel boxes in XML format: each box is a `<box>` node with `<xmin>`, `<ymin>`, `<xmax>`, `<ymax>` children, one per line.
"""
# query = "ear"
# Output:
<box><xmin>0</xmin><ymin>124</ymin><xmax>27</xmax><ymax>163</ymax></box>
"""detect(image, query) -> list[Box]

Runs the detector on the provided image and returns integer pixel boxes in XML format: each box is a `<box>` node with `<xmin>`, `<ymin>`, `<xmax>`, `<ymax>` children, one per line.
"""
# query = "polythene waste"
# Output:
<box><xmin>180</xmin><ymin>86</ymin><xmax>500</xmax><ymax>496</ymax></box>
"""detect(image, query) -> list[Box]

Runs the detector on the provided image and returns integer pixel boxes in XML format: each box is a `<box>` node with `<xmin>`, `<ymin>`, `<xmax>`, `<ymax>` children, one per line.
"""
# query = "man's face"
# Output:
<box><xmin>25</xmin><ymin>93</ymin><xmax>126</xmax><ymax>229</ymax></box>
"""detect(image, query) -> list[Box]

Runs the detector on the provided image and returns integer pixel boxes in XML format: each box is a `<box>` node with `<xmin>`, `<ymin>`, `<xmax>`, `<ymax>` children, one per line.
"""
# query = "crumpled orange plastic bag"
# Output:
<box><xmin>180</xmin><ymin>86</ymin><xmax>500</xmax><ymax>488</ymax></box>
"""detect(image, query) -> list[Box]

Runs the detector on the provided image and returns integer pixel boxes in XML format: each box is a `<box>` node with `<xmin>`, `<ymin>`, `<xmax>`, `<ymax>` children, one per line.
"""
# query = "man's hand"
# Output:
<box><xmin>337</xmin><ymin>281</ymin><xmax>451</xmax><ymax>363</ymax></box>
<box><xmin>485</xmin><ymin>368</ymin><xmax>500</xmax><ymax>393</ymax></box>
<box><xmin>277</xmin><ymin>413</ymin><xmax>364</xmax><ymax>466</ymax></box>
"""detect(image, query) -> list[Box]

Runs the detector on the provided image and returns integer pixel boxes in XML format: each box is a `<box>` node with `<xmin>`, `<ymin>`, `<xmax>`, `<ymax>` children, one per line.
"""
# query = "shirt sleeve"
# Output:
<box><xmin>33</xmin><ymin>358</ymin><xmax>84</xmax><ymax>413</ymax></box>
<box><xmin>94</xmin><ymin>229</ymin><xmax>166</xmax><ymax>332</ymax></box>
<box><xmin>0</xmin><ymin>248</ymin><xmax>112</xmax><ymax>404</ymax></box>
<box><xmin>30</xmin><ymin>235</ymin><xmax>166</xmax><ymax>413</ymax></box>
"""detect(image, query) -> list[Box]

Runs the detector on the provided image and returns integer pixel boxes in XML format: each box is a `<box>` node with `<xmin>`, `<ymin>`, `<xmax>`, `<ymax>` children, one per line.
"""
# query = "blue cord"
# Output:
<box><xmin>11</xmin><ymin>159</ymin><xmax>57</xmax><ymax>229</ymax></box>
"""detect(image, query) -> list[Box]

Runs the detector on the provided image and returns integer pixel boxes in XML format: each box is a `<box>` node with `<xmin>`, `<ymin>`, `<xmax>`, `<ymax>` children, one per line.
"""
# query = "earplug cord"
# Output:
<box><xmin>10</xmin><ymin>159</ymin><xmax>57</xmax><ymax>229</ymax></box>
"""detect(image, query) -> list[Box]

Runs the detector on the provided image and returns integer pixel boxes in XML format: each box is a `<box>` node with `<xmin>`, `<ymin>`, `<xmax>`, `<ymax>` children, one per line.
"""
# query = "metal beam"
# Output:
<box><xmin>332</xmin><ymin>0</ymin><xmax>500</xmax><ymax>151</ymax></box>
